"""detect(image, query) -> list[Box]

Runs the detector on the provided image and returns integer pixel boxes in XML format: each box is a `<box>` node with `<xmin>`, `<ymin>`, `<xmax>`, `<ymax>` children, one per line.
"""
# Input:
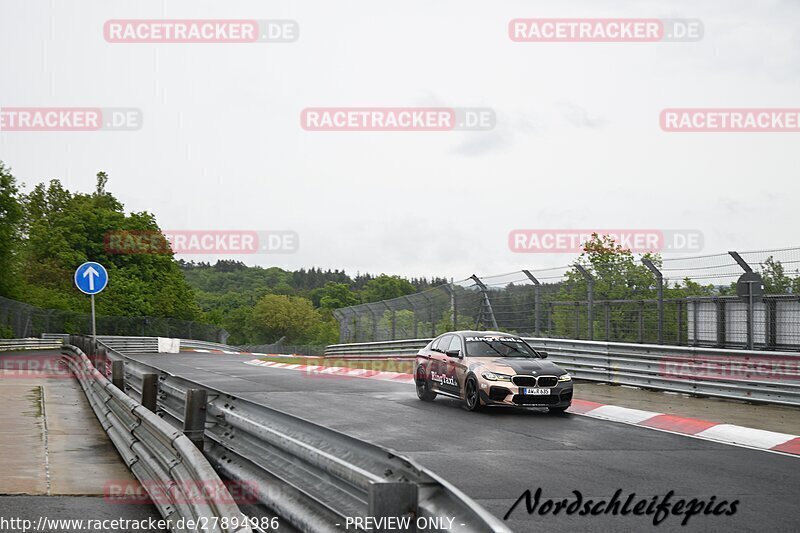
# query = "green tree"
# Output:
<box><xmin>360</xmin><ymin>275</ymin><xmax>416</xmax><ymax>303</ymax></box>
<box><xmin>16</xmin><ymin>172</ymin><xmax>201</xmax><ymax>320</ymax></box>
<box><xmin>760</xmin><ymin>256</ymin><xmax>794</xmax><ymax>294</ymax></box>
<box><xmin>248</xmin><ymin>294</ymin><xmax>321</xmax><ymax>344</ymax></box>
<box><xmin>0</xmin><ymin>162</ymin><xmax>23</xmax><ymax>297</ymax></box>
<box><xmin>314</xmin><ymin>282</ymin><xmax>359</xmax><ymax>309</ymax></box>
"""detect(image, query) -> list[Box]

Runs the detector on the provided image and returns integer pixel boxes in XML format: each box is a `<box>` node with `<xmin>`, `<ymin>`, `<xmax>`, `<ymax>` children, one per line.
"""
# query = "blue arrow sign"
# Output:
<box><xmin>74</xmin><ymin>262</ymin><xmax>108</xmax><ymax>295</ymax></box>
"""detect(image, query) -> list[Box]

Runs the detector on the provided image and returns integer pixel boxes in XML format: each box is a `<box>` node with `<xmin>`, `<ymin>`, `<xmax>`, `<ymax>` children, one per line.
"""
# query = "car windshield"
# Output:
<box><xmin>464</xmin><ymin>336</ymin><xmax>541</xmax><ymax>358</ymax></box>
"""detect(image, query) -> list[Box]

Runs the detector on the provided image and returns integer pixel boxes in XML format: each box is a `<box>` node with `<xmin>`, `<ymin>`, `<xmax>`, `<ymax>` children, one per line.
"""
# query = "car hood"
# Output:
<box><xmin>473</xmin><ymin>357</ymin><xmax>566</xmax><ymax>376</ymax></box>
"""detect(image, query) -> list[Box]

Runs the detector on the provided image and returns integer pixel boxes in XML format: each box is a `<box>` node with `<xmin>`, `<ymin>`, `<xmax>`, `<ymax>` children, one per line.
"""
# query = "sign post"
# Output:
<box><xmin>74</xmin><ymin>262</ymin><xmax>109</xmax><ymax>341</ymax></box>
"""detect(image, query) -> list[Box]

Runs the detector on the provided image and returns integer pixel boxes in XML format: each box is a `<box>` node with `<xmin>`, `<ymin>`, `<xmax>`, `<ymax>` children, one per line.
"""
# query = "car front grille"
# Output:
<box><xmin>512</xmin><ymin>375</ymin><xmax>559</xmax><ymax>388</ymax></box>
<box><xmin>537</xmin><ymin>376</ymin><xmax>559</xmax><ymax>388</ymax></box>
<box><xmin>512</xmin><ymin>376</ymin><xmax>537</xmax><ymax>387</ymax></box>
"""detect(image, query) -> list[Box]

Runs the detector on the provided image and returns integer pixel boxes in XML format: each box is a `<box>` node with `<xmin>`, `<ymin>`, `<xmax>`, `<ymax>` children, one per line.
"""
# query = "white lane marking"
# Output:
<box><xmin>588</xmin><ymin>405</ymin><xmax>661</xmax><ymax>424</ymax></box>
<box><xmin>696</xmin><ymin>424</ymin><xmax>797</xmax><ymax>450</ymax></box>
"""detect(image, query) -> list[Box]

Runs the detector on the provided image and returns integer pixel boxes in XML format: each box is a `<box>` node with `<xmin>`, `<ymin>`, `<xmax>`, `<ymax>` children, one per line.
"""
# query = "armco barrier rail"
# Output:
<box><xmin>93</xmin><ymin>336</ymin><xmax>511</xmax><ymax>533</ymax></box>
<box><xmin>64</xmin><ymin>338</ymin><xmax>251</xmax><ymax>533</ymax></box>
<box><xmin>324</xmin><ymin>338</ymin><xmax>800</xmax><ymax>407</ymax></box>
<box><xmin>1</xmin><ymin>337</ymin><xmax>63</xmax><ymax>351</ymax></box>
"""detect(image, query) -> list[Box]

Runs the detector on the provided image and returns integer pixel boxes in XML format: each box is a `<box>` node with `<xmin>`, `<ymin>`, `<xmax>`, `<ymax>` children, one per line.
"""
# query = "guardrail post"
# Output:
<box><xmin>184</xmin><ymin>389</ymin><xmax>208</xmax><ymax>452</ymax></box>
<box><xmin>96</xmin><ymin>347</ymin><xmax>107</xmax><ymax>376</ymax></box>
<box><xmin>141</xmin><ymin>373</ymin><xmax>158</xmax><ymax>412</ymax></box>
<box><xmin>111</xmin><ymin>360</ymin><xmax>125</xmax><ymax>390</ymax></box>
<box><xmin>574</xmin><ymin>265</ymin><xmax>594</xmax><ymax>340</ymax></box>
<box><xmin>368</xmin><ymin>482</ymin><xmax>418</xmax><ymax>532</ymax></box>
<box><xmin>522</xmin><ymin>270</ymin><xmax>541</xmax><ymax>337</ymax></box>
<box><xmin>642</xmin><ymin>258</ymin><xmax>664</xmax><ymax>344</ymax></box>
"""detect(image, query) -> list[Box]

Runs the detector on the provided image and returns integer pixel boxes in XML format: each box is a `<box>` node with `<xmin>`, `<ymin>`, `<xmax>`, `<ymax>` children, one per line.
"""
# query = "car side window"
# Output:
<box><xmin>447</xmin><ymin>336</ymin><xmax>462</xmax><ymax>355</ymax></box>
<box><xmin>434</xmin><ymin>335</ymin><xmax>451</xmax><ymax>352</ymax></box>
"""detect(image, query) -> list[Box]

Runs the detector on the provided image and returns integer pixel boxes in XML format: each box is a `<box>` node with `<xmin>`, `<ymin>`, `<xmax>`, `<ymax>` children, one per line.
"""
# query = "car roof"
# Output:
<box><xmin>442</xmin><ymin>330</ymin><xmax>520</xmax><ymax>338</ymax></box>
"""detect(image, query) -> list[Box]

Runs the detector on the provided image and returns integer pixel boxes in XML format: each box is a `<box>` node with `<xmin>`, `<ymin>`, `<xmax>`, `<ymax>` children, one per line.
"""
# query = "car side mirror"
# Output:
<box><xmin>445</xmin><ymin>349</ymin><xmax>462</xmax><ymax>358</ymax></box>
<box><xmin>538</xmin><ymin>351</ymin><xmax>548</xmax><ymax>359</ymax></box>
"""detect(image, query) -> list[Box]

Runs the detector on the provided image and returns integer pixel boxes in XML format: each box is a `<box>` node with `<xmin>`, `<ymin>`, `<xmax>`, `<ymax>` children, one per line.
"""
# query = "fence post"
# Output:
<box><xmin>677</xmin><ymin>301</ymin><xmax>683</xmax><ymax>345</ymax></box>
<box><xmin>604</xmin><ymin>302</ymin><xmax>610</xmax><ymax>340</ymax></box>
<box><xmin>642</xmin><ymin>258</ymin><xmax>664</xmax><ymax>344</ymax></box>
<box><xmin>574</xmin><ymin>265</ymin><xmax>594</xmax><ymax>340</ymax></box>
<box><xmin>639</xmin><ymin>301</ymin><xmax>645</xmax><ymax>343</ymax></box>
<box><xmin>470</xmin><ymin>275</ymin><xmax>498</xmax><ymax>330</ymax></box>
<box><xmin>184</xmin><ymin>389</ymin><xmax>208</xmax><ymax>452</ymax></box>
<box><xmin>522</xmin><ymin>270</ymin><xmax>541</xmax><ymax>337</ymax></box>
<box><xmin>729</xmin><ymin>251</ymin><xmax>755</xmax><ymax>350</ymax></box>
<box><xmin>766</xmin><ymin>297</ymin><xmax>778</xmax><ymax>350</ymax></box>
<box><xmin>420</xmin><ymin>292</ymin><xmax>435</xmax><ymax>337</ymax></box>
<box><xmin>715</xmin><ymin>298</ymin><xmax>726</xmax><ymax>348</ymax></box>
<box><xmin>370</xmin><ymin>304</ymin><xmax>380</xmax><ymax>341</ymax></box>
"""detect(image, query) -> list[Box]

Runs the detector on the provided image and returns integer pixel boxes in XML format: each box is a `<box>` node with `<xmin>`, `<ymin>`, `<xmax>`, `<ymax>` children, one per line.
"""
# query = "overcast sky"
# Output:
<box><xmin>1</xmin><ymin>0</ymin><xmax>798</xmax><ymax>279</ymax></box>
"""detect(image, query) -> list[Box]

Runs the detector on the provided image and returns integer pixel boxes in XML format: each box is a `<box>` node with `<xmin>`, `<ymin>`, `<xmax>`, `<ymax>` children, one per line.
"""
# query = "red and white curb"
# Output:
<box><xmin>183</xmin><ymin>349</ymin><xmax>300</xmax><ymax>357</ymax></box>
<box><xmin>570</xmin><ymin>399</ymin><xmax>800</xmax><ymax>456</ymax></box>
<box><xmin>244</xmin><ymin>359</ymin><xmax>800</xmax><ymax>457</ymax></box>
<box><xmin>244</xmin><ymin>359</ymin><xmax>413</xmax><ymax>383</ymax></box>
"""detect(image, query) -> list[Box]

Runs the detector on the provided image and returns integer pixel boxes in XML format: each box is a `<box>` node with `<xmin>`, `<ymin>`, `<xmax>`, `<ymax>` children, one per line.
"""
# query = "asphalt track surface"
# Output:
<box><xmin>126</xmin><ymin>352</ymin><xmax>800</xmax><ymax>533</ymax></box>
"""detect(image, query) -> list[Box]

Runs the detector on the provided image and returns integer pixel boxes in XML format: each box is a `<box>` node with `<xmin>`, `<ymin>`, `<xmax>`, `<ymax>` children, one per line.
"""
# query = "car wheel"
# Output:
<box><xmin>463</xmin><ymin>375</ymin><xmax>482</xmax><ymax>411</ymax></box>
<box><xmin>415</xmin><ymin>366</ymin><xmax>436</xmax><ymax>401</ymax></box>
<box><xmin>548</xmin><ymin>406</ymin><xmax>569</xmax><ymax>414</ymax></box>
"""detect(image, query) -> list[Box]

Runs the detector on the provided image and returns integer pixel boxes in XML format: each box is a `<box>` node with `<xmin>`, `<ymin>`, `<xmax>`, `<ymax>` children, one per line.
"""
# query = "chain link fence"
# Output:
<box><xmin>0</xmin><ymin>295</ymin><xmax>228</xmax><ymax>342</ymax></box>
<box><xmin>333</xmin><ymin>247</ymin><xmax>800</xmax><ymax>351</ymax></box>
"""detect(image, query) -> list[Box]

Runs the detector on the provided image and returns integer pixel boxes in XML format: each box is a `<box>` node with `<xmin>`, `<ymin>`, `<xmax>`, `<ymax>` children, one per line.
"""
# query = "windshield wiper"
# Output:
<box><xmin>478</xmin><ymin>339</ymin><xmax>506</xmax><ymax>357</ymax></box>
<box><xmin>496</xmin><ymin>341</ymin><xmax>535</xmax><ymax>358</ymax></box>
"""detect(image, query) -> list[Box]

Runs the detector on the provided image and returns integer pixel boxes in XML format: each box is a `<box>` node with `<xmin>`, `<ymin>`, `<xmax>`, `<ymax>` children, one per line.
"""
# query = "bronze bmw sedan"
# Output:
<box><xmin>414</xmin><ymin>331</ymin><xmax>573</xmax><ymax>412</ymax></box>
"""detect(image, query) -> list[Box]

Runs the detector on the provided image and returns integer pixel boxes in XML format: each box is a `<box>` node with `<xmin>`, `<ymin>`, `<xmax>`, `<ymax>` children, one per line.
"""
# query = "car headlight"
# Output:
<box><xmin>482</xmin><ymin>372</ymin><xmax>512</xmax><ymax>382</ymax></box>
<box><xmin>558</xmin><ymin>373</ymin><xmax>572</xmax><ymax>382</ymax></box>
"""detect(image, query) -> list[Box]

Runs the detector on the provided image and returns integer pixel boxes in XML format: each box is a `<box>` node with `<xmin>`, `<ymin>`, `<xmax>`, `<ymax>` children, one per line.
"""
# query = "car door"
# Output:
<box><xmin>429</xmin><ymin>334</ymin><xmax>451</xmax><ymax>393</ymax></box>
<box><xmin>444</xmin><ymin>335</ymin><xmax>467</xmax><ymax>396</ymax></box>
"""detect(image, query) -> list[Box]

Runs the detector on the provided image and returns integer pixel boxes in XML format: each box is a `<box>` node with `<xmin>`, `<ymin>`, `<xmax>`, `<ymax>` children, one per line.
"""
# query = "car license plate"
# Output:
<box><xmin>523</xmin><ymin>388</ymin><xmax>551</xmax><ymax>395</ymax></box>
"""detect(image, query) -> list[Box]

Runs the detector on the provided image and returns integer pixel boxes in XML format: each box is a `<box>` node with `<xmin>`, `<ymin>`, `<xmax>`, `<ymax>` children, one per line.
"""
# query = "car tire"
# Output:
<box><xmin>548</xmin><ymin>406</ymin><xmax>569</xmax><ymax>414</ymax></box>
<box><xmin>415</xmin><ymin>366</ymin><xmax>436</xmax><ymax>401</ymax></box>
<box><xmin>463</xmin><ymin>375</ymin><xmax>482</xmax><ymax>411</ymax></box>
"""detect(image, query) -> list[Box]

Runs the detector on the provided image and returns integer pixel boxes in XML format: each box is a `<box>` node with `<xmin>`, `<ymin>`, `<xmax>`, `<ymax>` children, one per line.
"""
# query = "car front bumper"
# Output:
<box><xmin>478</xmin><ymin>381</ymin><xmax>573</xmax><ymax>408</ymax></box>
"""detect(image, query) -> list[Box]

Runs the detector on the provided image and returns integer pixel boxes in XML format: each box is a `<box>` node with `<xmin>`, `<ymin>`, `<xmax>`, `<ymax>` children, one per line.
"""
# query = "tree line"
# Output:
<box><xmin>0</xmin><ymin>162</ymin><xmax>445</xmax><ymax>343</ymax></box>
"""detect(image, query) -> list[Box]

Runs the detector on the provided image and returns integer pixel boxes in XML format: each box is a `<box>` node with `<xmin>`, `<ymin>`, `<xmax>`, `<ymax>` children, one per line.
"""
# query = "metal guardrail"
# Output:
<box><xmin>84</xmin><ymin>335</ymin><xmax>239</xmax><ymax>354</ymax></box>
<box><xmin>325</xmin><ymin>339</ymin><xmax>431</xmax><ymax>358</ymax></box>
<box><xmin>96</xmin><ymin>337</ymin><xmax>511</xmax><ymax>533</ymax></box>
<box><xmin>64</xmin><ymin>338</ymin><xmax>252</xmax><ymax>533</ymax></box>
<box><xmin>0</xmin><ymin>337</ymin><xmax>63</xmax><ymax>351</ymax></box>
<box><xmin>324</xmin><ymin>338</ymin><xmax>800</xmax><ymax>407</ymax></box>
